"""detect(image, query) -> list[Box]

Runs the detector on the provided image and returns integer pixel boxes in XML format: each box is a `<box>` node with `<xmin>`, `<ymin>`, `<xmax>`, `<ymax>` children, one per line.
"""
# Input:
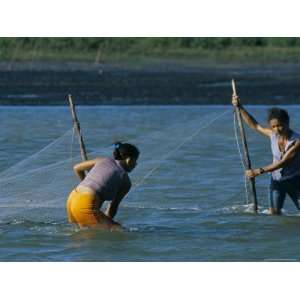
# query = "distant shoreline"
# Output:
<box><xmin>1</xmin><ymin>57</ymin><xmax>300</xmax><ymax>72</ymax></box>
<box><xmin>1</xmin><ymin>60</ymin><xmax>300</xmax><ymax>105</ymax></box>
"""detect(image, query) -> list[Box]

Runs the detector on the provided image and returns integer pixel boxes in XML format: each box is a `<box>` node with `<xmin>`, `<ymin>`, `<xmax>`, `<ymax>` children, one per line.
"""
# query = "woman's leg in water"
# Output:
<box><xmin>284</xmin><ymin>176</ymin><xmax>300</xmax><ymax>210</ymax></box>
<box><xmin>92</xmin><ymin>208</ymin><xmax>123</xmax><ymax>230</ymax></box>
<box><xmin>269</xmin><ymin>179</ymin><xmax>286</xmax><ymax>215</ymax></box>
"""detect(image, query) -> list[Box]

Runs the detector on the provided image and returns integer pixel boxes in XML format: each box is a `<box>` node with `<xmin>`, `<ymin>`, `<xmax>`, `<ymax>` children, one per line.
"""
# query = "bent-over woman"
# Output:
<box><xmin>67</xmin><ymin>142</ymin><xmax>139</xmax><ymax>229</ymax></box>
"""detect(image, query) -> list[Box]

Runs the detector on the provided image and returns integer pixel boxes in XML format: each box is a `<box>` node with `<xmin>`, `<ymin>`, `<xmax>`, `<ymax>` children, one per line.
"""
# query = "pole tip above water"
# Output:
<box><xmin>231</xmin><ymin>79</ymin><xmax>237</xmax><ymax>95</ymax></box>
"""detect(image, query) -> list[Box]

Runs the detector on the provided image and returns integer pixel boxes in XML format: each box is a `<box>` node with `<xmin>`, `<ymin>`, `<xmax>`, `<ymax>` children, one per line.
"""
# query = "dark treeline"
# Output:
<box><xmin>2</xmin><ymin>37</ymin><xmax>300</xmax><ymax>50</ymax></box>
<box><xmin>1</xmin><ymin>37</ymin><xmax>300</xmax><ymax>61</ymax></box>
<box><xmin>1</xmin><ymin>38</ymin><xmax>300</xmax><ymax>105</ymax></box>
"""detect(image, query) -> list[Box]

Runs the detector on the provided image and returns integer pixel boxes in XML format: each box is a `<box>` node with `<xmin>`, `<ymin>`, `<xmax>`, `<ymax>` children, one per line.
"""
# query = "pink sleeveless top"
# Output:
<box><xmin>78</xmin><ymin>157</ymin><xmax>131</xmax><ymax>200</ymax></box>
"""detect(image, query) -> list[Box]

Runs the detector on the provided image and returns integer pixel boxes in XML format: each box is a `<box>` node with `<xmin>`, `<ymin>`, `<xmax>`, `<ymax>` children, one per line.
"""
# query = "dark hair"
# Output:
<box><xmin>267</xmin><ymin>107</ymin><xmax>290</xmax><ymax>125</ymax></box>
<box><xmin>113</xmin><ymin>142</ymin><xmax>140</xmax><ymax>160</ymax></box>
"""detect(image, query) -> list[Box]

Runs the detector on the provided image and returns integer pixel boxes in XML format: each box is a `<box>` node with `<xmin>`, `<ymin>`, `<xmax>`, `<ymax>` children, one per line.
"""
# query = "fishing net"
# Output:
<box><xmin>0</xmin><ymin>108</ymin><xmax>229</xmax><ymax>223</ymax></box>
<box><xmin>0</xmin><ymin>129</ymin><xmax>80</xmax><ymax>222</ymax></box>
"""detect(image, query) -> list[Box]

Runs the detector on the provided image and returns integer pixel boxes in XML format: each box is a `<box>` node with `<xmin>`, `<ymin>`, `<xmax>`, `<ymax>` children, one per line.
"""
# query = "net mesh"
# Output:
<box><xmin>0</xmin><ymin>110</ymin><xmax>226</xmax><ymax>223</ymax></box>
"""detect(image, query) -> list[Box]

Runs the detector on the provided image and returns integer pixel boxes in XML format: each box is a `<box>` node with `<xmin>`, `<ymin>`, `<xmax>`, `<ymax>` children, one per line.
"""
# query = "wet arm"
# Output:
<box><xmin>106</xmin><ymin>182</ymin><xmax>131</xmax><ymax>219</ymax></box>
<box><xmin>232</xmin><ymin>95</ymin><xmax>272</xmax><ymax>137</ymax></box>
<box><xmin>73</xmin><ymin>159</ymin><xmax>99</xmax><ymax>181</ymax></box>
<box><xmin>246</xmin><ymin>140</ymin><xmax>300</xmax><ymax>177</ymax></box>
<box><xmin>261</xmin><ymin>140</ymin><xmax>300</xmax><ymax>173</ymax></box>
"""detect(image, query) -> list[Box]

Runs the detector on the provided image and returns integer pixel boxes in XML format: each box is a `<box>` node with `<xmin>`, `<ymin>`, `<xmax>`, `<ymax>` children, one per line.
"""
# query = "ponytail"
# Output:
<box><xmin>113</xmin><ymin>142</ymin><xmax>123</xmax><ymax>160</ymax></box>
<box><xmin>113</xmin><ymin>142</ymin><xmax>139</xmax><ymax>161</ymax></box>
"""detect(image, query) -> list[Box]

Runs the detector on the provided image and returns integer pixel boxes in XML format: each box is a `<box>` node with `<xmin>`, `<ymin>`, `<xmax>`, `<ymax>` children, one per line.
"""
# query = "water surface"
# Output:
<box><xmin>0</xmin><ymin>105</ymin><xmax>300</xmax><ymax>261</ymax></box>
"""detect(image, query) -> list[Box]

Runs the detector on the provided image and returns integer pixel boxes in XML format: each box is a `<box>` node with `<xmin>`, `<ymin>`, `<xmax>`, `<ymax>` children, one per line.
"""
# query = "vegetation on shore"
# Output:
<box><xmin>1</xmin><ymin>38</ymin><xmax>300</xmax><ymax>64</ymax></box>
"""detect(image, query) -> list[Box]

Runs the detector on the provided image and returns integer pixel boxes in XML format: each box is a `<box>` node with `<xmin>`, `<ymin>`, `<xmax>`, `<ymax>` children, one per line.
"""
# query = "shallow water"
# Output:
<box><xmin>0</xmin><ymin>105</ymin><xmax>300</xmax><ymax>261</ymax></box>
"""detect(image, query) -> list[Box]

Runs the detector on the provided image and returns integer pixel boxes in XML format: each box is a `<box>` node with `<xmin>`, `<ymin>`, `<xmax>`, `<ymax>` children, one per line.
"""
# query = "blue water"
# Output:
<box><xmin>1</xmin><ymin>105</ymin><xmax>300</xmax><ymax>261</ymax></box>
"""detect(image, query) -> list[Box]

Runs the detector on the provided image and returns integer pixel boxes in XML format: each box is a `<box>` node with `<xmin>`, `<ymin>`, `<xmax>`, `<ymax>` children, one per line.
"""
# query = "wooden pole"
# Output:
<box><xmin>94</xmin><ymin>47</ymin><xmax>102</xmax><ymax>65</ymax></box>
<box><xmin>232</xmin><ymin>79</ymin><xmax>258</xmax><ymax>212</ymax></box>
<box><xmin>68</xmin><ymin>94</ymin><xmax>88</xmax><ymax>161</ymax></box>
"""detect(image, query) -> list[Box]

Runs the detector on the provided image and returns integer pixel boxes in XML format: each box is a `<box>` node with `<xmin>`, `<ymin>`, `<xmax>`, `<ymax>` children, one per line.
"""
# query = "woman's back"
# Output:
<box><xmin>79</xmin><ymin>157</ymin><xmax>129</xmax><ymax>200</ymax></box>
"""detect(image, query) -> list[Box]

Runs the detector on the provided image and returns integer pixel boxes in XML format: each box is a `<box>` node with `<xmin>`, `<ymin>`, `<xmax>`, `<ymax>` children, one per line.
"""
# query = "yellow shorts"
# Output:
<box><xmin>66</xmin><ymin>189</ymin><xmax>105</xmax><ymax>227</ymax></box>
